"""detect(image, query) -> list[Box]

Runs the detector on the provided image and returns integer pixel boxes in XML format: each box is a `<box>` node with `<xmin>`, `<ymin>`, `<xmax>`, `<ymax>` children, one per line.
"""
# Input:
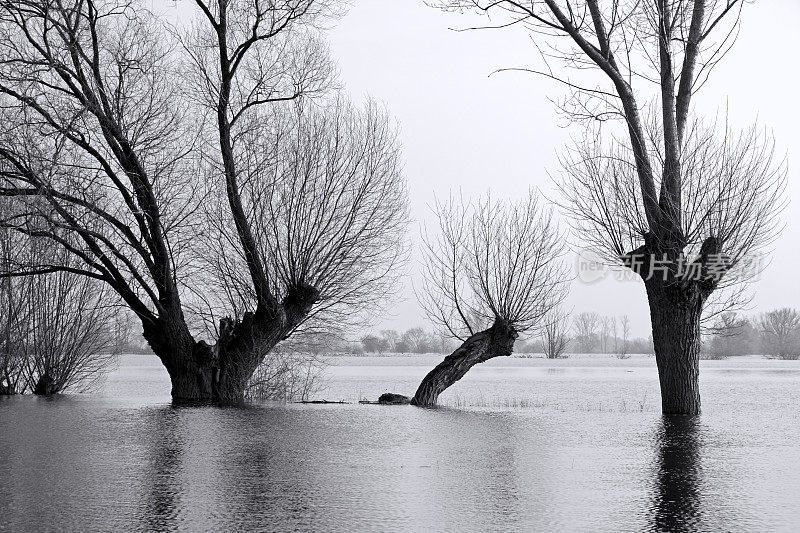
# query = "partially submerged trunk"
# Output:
<box><xmin>381</xmin><ymin>319</ymin><xmax>517</xmax><ymax>407</ymax></box>
<box><xmin>646</xmin><ymin>279</ymin><xmax>704</xmax><ymax>415</ymax></box>
<box><xmin>144</xmin><ymin>284</ymin><xmax>319</xmax><ymax>404</ymax></box>
<box><xmin>0</xmin><ymin>368</ymin><xmax>17</xmax><ymax>395</ymax></box>
<box><xmin>32</xmin><ymin>373</ymin><xmax>56</xmax><ymax>395</ymax></box>
<box><xmin>625</xmin><ymin>233</ymin><xmax>720</xmax><ymax>416</ymax></box>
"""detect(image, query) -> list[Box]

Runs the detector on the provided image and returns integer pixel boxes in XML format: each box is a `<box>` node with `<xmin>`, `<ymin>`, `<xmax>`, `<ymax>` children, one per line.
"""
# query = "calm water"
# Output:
<box><xmin>2</xmin><ymin>354</ymin><xmax>800</xmax><ymax>532</ymax></box>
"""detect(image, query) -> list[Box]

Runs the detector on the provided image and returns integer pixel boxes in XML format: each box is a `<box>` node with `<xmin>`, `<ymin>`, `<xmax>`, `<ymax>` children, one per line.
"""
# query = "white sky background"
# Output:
<box><xmin>323</xmin><ymin>0</ymin><xmax>800</xmax><ymax>338</ymax></box>
<box><xmin>164</xmin><ymin>0</ymin><xmax>800</xmax><ymax>339</ymax></box>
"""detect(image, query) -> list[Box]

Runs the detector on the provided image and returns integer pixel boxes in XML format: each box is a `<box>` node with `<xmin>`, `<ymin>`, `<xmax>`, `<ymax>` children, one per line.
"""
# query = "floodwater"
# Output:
<box><xmin>2</xmin><ymin>354</ymin><xmax>800</xmax><ymax>532</ymax></box>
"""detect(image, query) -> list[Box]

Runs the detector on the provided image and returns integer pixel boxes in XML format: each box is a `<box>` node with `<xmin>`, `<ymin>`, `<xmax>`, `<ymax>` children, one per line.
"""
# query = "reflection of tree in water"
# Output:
<box><xmin>213</xmin><ymin>412</ymin><xmax>288</xmax><ymax>529</ymax></box>
<box><xmin>649</xmin><ymin>415</ymin><xmax>702</xmax><ymax>532</ymax></box>
<box><xmin>138</xmin><ymin>407</ymin><xmax>272</xmax><ymax>530</ymax></box>
<box><xmin>442</xmin><ymin>410</ymin><xmax>524</xmax><ymax>527</ymax></box>
<box><xmin>141</xmin><ymin>407</ymin><xmax>184</xmax><ymax>532</ymax></box>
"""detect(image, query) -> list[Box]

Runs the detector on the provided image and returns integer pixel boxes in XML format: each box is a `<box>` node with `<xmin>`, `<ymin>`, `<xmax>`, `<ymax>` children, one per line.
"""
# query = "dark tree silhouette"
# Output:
<box><xmin>560</xmin><ymin>116</ymin><xmax>784</xmax><ymax>411</ymax></box>
<box><xmin>435</xmin><ymin>0</ymin><xmax>786</xmax><ymax>414</ymax></box>
<box><xmin>0</xmin><ymin>0</ymin><xmax>407</xmax><ymax>403</ymax></box>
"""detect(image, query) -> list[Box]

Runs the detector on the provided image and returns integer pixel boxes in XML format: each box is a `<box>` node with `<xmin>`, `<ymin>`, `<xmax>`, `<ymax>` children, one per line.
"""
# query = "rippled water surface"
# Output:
<box><xmin>2</xmin><ymin>354</ymin><xmax>800</xmax><ymax>532</ymax></box>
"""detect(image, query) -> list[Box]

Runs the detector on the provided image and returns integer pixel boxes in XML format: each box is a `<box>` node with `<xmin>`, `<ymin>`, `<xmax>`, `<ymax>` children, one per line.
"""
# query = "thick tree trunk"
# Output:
<box><xmin>32</xmin><ymin>373</ymin><xmax>56</xmax><ymax>395</ymax></box>
<box><xmin>145</xmin><ymin>284</ymin><xmax>319</xmax><ymax>405</ymax></box>
<box><xmin>167</xmin><ymin>340</ymin><xmax>224</xmax><ymax>404</ymax></box>
<box><xmin>156</xmin><ymin>321</ymin><xmax>284</xmax><ymax>405</ymax></box>
<box><xmin>646</xmin><ymin>279</ymin><xmax>704</xmax><ymax>415</ymax></box>
<box><xmin>159</xmin><ymin>331</ymin><xmax>281</xmax><ymax>405</ymax></box>
<box><xmin>410</xmin><ymin>319</ymin><xmax>517</xmax><ymax>407</ymax></box>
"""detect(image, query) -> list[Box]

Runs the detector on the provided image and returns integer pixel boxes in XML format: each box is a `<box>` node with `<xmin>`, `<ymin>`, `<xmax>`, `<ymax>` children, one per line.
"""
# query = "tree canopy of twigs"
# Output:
<box><xmin>1</xmin><ymin>221</ymin><xmax>117</xmax><ymax>394</ymax></box>
<box><xmin>419</xmin><ymin>190</ymin><xmax>570</xmax><ymax>340</ymax></box>
<box><xmin>541</xmin><ymin>306</ymin><xmax>570</xmax><ymax>359</ymax></box>
<box><xmin>194</xmin><ymin>97</ymin><xmax>408</xmax><ymax>337</ymax></box>
<box><xmin>382</xmin><ymin>190</ymin><xmax>569</xmax><ymax>407</ymax></box>
<box><xmin>430</xmin><ymin>0</ymin><xmax>786</xmax><ymax>414</ymax></box>
<box><xmin>0</xmin><ymin>0</ymin><xmax>408</xmax><ymax>401</ymax></box>
<box><xmin>558</xmin><ymin>114</ymin><xmax>786</xmax><ymax>291</ymax></box>
<box><xmin>434</xmin><ymin>1</ymin><xmax>786</xmax><ymax>292</ymax></box>
<box><xmin>0</xmin><ymin>0</ymin><xmax>205</xmax><ymax>327</ymax></box>
<box><xmin>758</xmin><ymin>308</ymin><xmax>800</xmax><ymax>360</ymax></box>
<box><xmin>437</xmin><ymin>1</ymin><xmax>745</xmax><ymax>126</ymax></box>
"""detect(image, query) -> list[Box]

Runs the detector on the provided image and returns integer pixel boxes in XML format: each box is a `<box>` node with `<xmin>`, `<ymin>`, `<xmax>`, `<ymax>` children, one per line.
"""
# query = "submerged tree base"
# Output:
<box><xmin>380</xmin><ymin>319</ymin><xmax>518</xmax><ymax>407</ymax></box>
<box><xmin>32</xmin><ymin>374</ymin><xmax>56</xmax><ymax>396</ymax></box>
<box><xmin>378</xmin><ymin>393</ymin><xmax>411</xmax><ymax>405</ymax></box>
<box><xmin>646</xmin><ymin>278</ymin><xmax>704</xmax><ymax>416</ymax></box>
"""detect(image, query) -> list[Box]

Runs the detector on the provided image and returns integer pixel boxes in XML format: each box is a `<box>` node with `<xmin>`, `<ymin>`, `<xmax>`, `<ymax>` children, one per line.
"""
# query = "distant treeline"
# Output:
<box><xmin>355</xmin><ymin>321</ymin><xmax>654</xmax><ymax>357</ymax></box>
<box><xmin>703</xmin><ymin>308</ymin><xmax>800</xmax><ymax>360</ymax></box>
<box><xmin>360</xmin><ymin>328</ymin><xmax>460</xmax><ymax>355</ymax></box>
<box><xmin>108</xmin><ymin>307</ymin><xmax>800</xmax><ymax>361</ymax></box>
<box><xmin>353</xmin><ymin>307</ymin><xmax>800</xmax><ymax>360</ymax></box>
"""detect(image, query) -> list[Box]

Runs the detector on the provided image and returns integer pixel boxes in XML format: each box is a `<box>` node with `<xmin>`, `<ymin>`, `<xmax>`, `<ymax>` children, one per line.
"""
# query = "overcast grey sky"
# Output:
<box><xmin>164</xmin><ymin>0</ymin><xmax>799</xmax><ymax>338</ymax></box>
<box><xmin>317</xmin><ymin>0</ymin><xmax>800</xmax><ymax>338</ymax></box>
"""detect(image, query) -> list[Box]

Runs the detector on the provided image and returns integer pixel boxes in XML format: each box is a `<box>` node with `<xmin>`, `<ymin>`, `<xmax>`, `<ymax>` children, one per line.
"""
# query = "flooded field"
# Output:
<box><xmin>1</xmin><ymin>354</ymin><xmax>799</xmax><ymax>532</ymax></box>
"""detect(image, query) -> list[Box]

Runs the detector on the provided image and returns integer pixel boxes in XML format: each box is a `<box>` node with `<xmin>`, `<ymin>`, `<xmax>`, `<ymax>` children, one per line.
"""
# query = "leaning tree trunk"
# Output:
<box><xmin>645</xmin><ymin>279</ymin><xmax>705</xmax><ymax>415</ymax></box>
<box><xmin>399</xmin><ymin>319</ymin><xmax>517</xmax><ymax>407</ymax></box>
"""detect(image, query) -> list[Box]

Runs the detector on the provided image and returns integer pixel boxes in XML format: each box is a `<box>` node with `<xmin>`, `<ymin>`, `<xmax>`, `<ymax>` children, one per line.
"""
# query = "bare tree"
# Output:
<box><xmin>599</xmin><ymin>315</ymin><xmax>613</xmax><ymax>353</ymax></box>
<box><xmin>0</xmin><ymin>221</ymin><xmax>28</xmax><ymax>394</ymax></box>
<box><xmin>541</xmin><ymin>306</ymin><xmax>570</xmax><ymax>359</ymax></box>
<box><xmin>193</xmin><ymin>96</ymin><xmax>408</xmax><ymax>369</ymax></box>
<box><xmin>381</xmin><ymin>191</ymin><xmax>569</xmax><ymax>406</ymax></box>
<box><xmin>435</xmin><ymin>0</ymin><xmax>786</xmax><ymax>414</ymax></box>
<box><xmin>758</xmin><ymin>308</ymin><xmax>800</xmax><ymax>361</ymax></box>
<box><xmin>1</xmin><ymin>223</ymin><xmax>117</xmax><ymax>394</ymax></box>
<box><xmin>612</xmin><ymin>316</ymin><xmax>618</xmax><ymax>354</ymax></box>
<box><xmin>23</xmin><ymin>254</ymin><xmax>117</xmax><ymax>395</ymax></box>
<box><xmin>360</xmin><ymin>334</ymin><xmax>387</xmax><ymax>354</ymax></box>
<box><xmin>573</xmin><ymin>311</ymin><xmax>600</xmax><ymax>353</ymax></box>
<box><xmin>401</xmin><ymin>327</ymin><xmax>429</xmax><ymax>354</ymax></box>
<box><xmin>380</xmin><ymin>330</ymin><xmax>400</xmax><ymax>352</ymax></box>
<box><xmin>616</xmin><ymin>315</ymin><xmax>631</xmax><ymax>359</ymax></box>
<box><xmin>0</xmin><ymin>0</ymin><xmax>407</xmax><ymax>403</ymax></box>
<box><xmin>705</xmin><ymin>311</ymin><xmax>755</xmax><ymax>358</ymax></box>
